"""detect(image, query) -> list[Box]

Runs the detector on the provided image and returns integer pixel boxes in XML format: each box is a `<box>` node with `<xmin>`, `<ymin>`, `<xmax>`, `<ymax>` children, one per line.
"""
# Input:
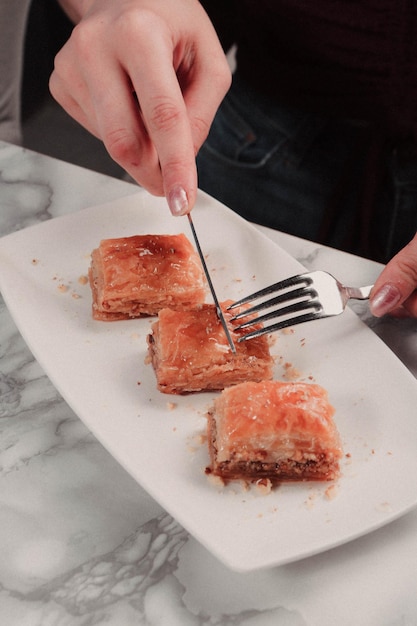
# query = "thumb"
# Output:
<box><xmin>370</xmin><ymin>232</ymin><xmax>417</xmax><ymax>317</ymax></box>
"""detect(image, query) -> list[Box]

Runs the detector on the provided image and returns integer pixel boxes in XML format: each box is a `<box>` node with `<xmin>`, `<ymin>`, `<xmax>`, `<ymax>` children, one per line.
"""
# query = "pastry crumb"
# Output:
<box><xmin>192</xmin><ymin>433</ymin><xmax>207</xmax><ymax>446</ymax></box>
<box><xmin>57</xmin><ymin>283</ymin><xmax>69</xmax><ymax>293</ymax></box>
<box><xmin>166</xmin><ymin>402</ymin><xmax>177</xmax><ymax>410</ymax></box>
<box><xmin>283</xmin><ymin>362</ymin><xmax>302</xmax><ymax>380</ymax></box>
<box><xmin>376</xmin><ymin>501</ymin><xmax>393</xmax><ymax>513</ymax></box>
<box><xmin>268</xmin><ymin>334</ymin><xmax>277</xmax><ymax>347</ymax></box>
<box><xmin>304</xmin><ymin>492</ymin><xmax>317</xmax><ymax>509</ymax></box>
<box><xmin>205</xmin><ymin>471</ymin><xmax>225</xmax><ymax>489</ymax></box>
<box><xmin>255</xmin><ymin>478</ymin><xmax>273</xmax><ymax>495</ymax></box>
<box><xmin>78</xmin><ymin>275</ymin><xmax>88</xmax><ymax>285</ymax></box>
<box><xmin>344</xmin><ymin>452</ymin><xmax>353</xmax><ymax>465</ymax></box>
<box><xmin>324</xmin><ymin>484</ymin><xmax>339</xmax><ymax>500</ymax></box>
<box><xmin>31</xmin><ymin>258</ymin><xmax>39</xmax><ymax>265</ymax></box>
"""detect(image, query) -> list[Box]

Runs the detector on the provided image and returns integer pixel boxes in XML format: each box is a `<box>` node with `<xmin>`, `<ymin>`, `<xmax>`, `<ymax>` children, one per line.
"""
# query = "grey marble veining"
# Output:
<box><xmin>0</xmin><ymin>141</ymin><xmax>417</xmax><ymax>626</ymax></box>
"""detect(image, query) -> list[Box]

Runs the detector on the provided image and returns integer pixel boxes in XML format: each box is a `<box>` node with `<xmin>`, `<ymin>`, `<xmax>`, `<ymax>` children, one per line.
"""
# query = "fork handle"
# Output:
<box><xmin>346</xmin><ymin>285</ymin><xmax>373</xmax><ymax>300</ymax></box>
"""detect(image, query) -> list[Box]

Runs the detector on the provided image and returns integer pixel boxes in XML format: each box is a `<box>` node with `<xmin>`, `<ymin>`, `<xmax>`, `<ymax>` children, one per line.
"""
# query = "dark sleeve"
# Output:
<box><xmin>199</xmin><ymin>0</ymin><xmax>237</xmax><ymax>52</ymax></box>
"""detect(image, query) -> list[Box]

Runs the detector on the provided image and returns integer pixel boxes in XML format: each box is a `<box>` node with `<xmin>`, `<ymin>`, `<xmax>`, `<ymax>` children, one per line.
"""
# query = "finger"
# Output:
<box><xmin>401</xmin><ymin>290</ymin><xmax>417</xmax><ymax>317</ymax></box>
<box><xmin>51</xmin><ymin>36</ymin><xmax>165</xmax><ymax>195</ymax></box>
<box><xmin>178</xmin><ymin>33</ymin><xmax>231</xmax><ymax>155</ymax></box>
<box><xmin>370</xmin><ymin>232</ymin><xmax>417</xmax><ymax>317</ymax></box>
<box><xmin>127</xmin><ymin>36</ymin><xmax>200</xmax><ymax>214</ymax></box>
<box><xmin>49</xmin><ymin>71</ymin><xmax>101</xmax><ymax>139</ymax></box>
<box><xmin>182</xmin><ymin>61</ymin><xmax>231</xmax><ymax>156</ymax></box>
<box><xmin>93</xmin><ymin>76</ymin><xmax>165</xmax><ymax>195</ymax></box>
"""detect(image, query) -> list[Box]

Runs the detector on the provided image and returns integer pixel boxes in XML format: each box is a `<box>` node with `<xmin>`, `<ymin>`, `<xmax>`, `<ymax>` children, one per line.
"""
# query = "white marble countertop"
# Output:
<box><xmin>0</xmin><ymin>140</ymin><xmax>416</xmax><ymax>626</ymax></box>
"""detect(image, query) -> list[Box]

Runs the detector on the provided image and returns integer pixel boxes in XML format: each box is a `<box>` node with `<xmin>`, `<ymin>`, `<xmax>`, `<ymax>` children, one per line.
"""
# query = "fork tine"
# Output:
<box><xmin>237</xmin><ymin>311</ymin><xmax>325</xmax><ymax>342</ymax></box>
<box><xmin>234</xmin><ymin>300</ymin><xmax>322</xmax><ymax>330</ymax></box>
<box><xmin>227</xmin><ymin>273</ymin><xmax>312</xmax><ymax>310</ymax></box>
<box><xmin>232</xmin><ymin>270</ymin><xmax>373</xmax><ymax>342</ymax></box>
<box><xmin>230</xmin><ymin>286</ymin><xmax>316</xmax><ymax>321</ymax></box>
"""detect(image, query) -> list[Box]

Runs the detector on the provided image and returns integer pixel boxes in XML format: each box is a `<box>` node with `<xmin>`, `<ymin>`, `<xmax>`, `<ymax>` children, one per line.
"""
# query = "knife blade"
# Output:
<box><xmin>187</xmin><ymin>213</ymin><xmax>236</xmax><ymax>354</ymax></box>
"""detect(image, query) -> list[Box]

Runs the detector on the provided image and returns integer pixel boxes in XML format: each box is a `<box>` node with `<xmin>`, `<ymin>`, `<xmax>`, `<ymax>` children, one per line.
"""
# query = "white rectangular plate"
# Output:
<box><xmin>1</xmin><ymin>190</ymin><xmax>417</xmax><ymax>572</ymax></box>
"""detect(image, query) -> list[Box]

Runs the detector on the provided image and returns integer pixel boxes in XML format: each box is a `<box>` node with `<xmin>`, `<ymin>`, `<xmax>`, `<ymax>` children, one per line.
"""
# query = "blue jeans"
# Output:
<box><xmin>197</xmin><ymin>73</ymin><xmax>417</xmax><ymax>262</ymax></box>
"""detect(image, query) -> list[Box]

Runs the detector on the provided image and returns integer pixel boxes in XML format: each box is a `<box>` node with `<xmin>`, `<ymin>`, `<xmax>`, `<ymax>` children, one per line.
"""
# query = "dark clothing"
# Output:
<box><xmin>198</xmin><ymin>1</ymin><xmax>417</xmax><ymax>261</ymax></box>
<box><xmin>197</xmin><ymin>73</ymin><xmax>417</xmax><ymax>262</ymax></box>
<box><xmin>202</xmin><ymin>1</ymin><xmax>417</xmax><ymax>142</ymax></box>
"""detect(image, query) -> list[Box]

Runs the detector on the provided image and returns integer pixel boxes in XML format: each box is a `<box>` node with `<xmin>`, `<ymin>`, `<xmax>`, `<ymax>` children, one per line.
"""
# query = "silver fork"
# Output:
<box><xmin>228</xmin><ymin>270</ymin><xmax>373</xmax><ymax>342</ymax></box>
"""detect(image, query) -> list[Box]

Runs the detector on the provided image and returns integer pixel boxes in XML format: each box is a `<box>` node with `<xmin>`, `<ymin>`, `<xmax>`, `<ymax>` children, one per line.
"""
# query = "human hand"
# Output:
<box><xmin>50</xmin><ymin>0</ymin><xmax>231</xmax><ymax>215</ymax></box>
<box><xmin>370</xmin><ymin>232</ymin><xmax>417</xmax><ymax>318</ymax></box>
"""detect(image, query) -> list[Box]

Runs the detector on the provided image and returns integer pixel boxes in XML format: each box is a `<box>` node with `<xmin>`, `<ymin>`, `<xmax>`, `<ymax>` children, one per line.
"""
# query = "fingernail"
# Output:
<box><xmin>370</xmin><ymin>283</ymin><xmax>401</xmax><ymax>317</ymax></box>
<box><xmin>168</xmin><ymin>185</ymin><xmax>189</xmax><ymax>216</ymax></box>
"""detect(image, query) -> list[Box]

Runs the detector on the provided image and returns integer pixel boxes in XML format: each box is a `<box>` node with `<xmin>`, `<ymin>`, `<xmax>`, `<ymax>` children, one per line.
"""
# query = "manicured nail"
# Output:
<box><xmin>370</xmin><ymin>283</ymin><xmax>401</xmax><ymax>317</ymax></box>
<box><xmin>168</xmin><ymin>185</ymin><xmax>189</xmax><ymax>216</ymax></box>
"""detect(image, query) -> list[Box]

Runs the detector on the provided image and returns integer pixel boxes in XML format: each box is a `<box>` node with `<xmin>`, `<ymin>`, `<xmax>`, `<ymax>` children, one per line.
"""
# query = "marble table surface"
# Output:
<box><xmin>0</xmin><ymin>140</ymin><xmax>416</xmax><ymax>626</ymax></box>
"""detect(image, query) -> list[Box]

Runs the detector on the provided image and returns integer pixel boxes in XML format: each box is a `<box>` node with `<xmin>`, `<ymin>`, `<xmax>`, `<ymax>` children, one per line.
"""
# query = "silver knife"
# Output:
<box><xmin>187</xmin><ymin>213</ymin><xmax>236</xmax><ymax>354</ymax></box>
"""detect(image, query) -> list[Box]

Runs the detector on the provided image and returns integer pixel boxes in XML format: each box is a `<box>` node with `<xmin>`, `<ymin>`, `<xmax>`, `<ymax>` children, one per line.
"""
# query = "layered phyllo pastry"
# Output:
<box><xmin>89</xmin><ymin>234</ymin><xmax>207</xmax><ymax>320</ymax></box>
<box><xmin>207</xmin><ymin>380</ymin><xmax>342</xmax><ymax>483</ymax></box>
<box><xmin>147</xmin><ymin>303</ymin><xmax>273</xmax><ymax>394</ymax></box>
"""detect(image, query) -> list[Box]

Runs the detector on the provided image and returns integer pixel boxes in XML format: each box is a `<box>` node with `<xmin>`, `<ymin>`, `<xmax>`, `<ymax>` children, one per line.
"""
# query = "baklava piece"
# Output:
<box><xmin>89</xmin><ymin>234</ymin><xmax>206</xmax><ymax>320</ymax></box>
<box><xmin>207</xmin><ymin>380</ymin><xmax>342</xmax><ymax>483</ymax></box>
<box><xmin>147</xmin><ymin>303</ymin><xmax>273</xmax><ymax>394</ymax></box>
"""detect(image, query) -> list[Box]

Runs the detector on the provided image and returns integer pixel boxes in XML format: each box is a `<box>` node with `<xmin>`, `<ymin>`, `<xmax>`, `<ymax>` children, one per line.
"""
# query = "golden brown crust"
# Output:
<box><xmin>206</xmin><ymin>381</ymin><xmax>343</xmax><ymax>483</ymax></box>
<box><xmin>147</xmin><ymin>304</ymin><xmax>274</xmax><ymax>394</ymax></box>
<box><xmin>89</xmin><ymin>234</ymin><xmax>207</xmax><ymax>321</ymax></box>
